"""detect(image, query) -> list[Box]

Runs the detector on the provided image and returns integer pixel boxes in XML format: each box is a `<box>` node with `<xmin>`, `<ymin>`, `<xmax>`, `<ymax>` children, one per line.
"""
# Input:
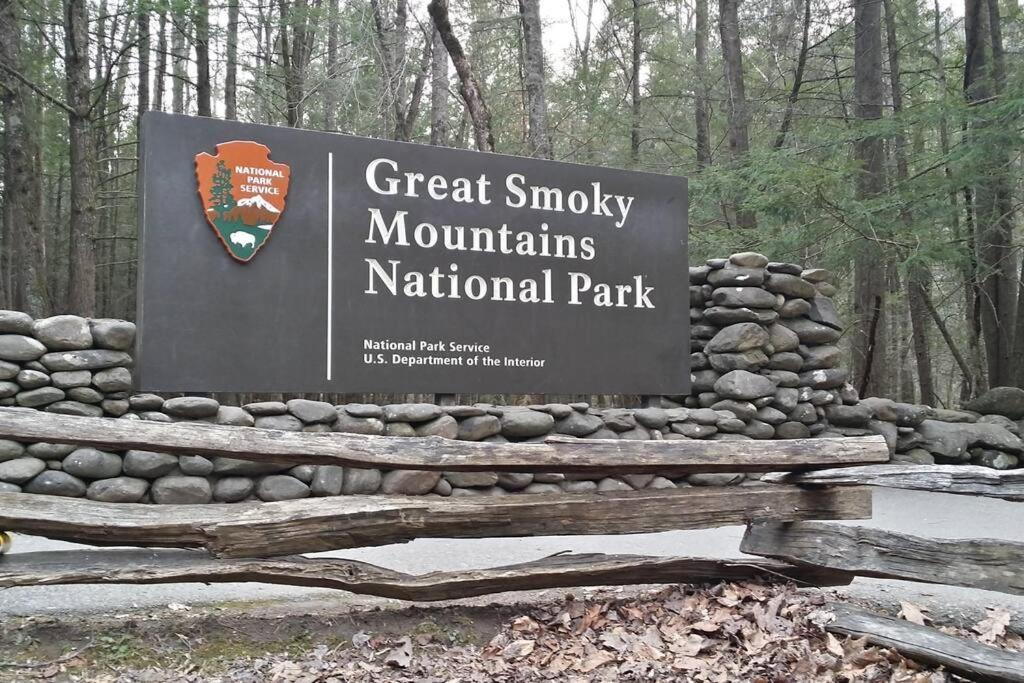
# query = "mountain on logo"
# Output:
<box><xmin>237</xmin><ymin>195</ymin><xmax>281</xmax><ymax>213</ymax></box>
<box><xmin>222</xmin><ymin>195</ymin><xmax>281</xmax><ymax>228</ymax></box>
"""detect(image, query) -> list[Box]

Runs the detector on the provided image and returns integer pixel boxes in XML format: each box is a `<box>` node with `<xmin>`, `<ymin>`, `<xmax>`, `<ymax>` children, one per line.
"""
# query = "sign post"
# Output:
<box><xmin>137</xmin><ymin>113</ymin><xmax>689</xmax><ymax>395</ymax></box>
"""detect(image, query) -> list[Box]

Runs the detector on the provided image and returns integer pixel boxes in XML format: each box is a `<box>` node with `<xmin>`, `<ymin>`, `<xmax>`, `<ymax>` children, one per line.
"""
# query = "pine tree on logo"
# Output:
<box><xmin>209</xmin><ymin>160</ymin><xmax>236</xmax><ymax>217</ymax></box>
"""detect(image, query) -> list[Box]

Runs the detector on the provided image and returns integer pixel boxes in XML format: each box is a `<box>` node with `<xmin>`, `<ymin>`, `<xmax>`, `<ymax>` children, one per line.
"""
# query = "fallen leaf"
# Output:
<box><xmin>826</xmin><ymin>633</ymin><xmax>845</xmax><ymax>658</ymax></box>
<box><xmin>576</xmin><ymin>649</ymin><xmax>615</xmax><ymax>672</ymax></box>
<box><xmin>974</xmin><ymin>607</ymin><xmax>1011</xmax><ymax>644</ymax></box>
<box><xmin>899</xmin><ymin>601</ymin><xmax>928</xmax><ymax>626</ymax></box>
<box><xmin>383</xmin><ymin>637</ymin><xmax>412</xmax><ymax>668</ymax></box>
<box><xmin>501</xmin><ymin>639</ymin><xmax>535</xmax><ymax>660</ymax></box>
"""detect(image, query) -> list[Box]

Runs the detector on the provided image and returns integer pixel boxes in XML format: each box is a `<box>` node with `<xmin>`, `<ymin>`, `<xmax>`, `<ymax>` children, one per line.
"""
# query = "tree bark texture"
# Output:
<box><xmin>718</xmin><ymin>0</ymin><xmax>755</xmax><ymax>228</ymax></box>
<box><xmin>518</xmin><ymin>0</ymin><xmax>551</xmax><ymax>159</ymax></box>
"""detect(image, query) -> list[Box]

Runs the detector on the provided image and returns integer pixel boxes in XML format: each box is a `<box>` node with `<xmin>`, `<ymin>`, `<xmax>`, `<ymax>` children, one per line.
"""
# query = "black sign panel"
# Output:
<box><xmin>137</xmin><ymin>112</ymin><xmax>688</xmax><ymax>394</ymax></box>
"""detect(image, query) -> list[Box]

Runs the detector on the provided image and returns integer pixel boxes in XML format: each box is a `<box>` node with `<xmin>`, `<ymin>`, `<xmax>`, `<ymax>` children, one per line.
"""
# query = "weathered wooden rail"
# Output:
<box><xmin>763</xmin><ymin>464</ymin><xmax>1024</xmax><ymax>501</ymax></box>
<box><xmin>0</xmin><ymin>407</ymin><xmax>889</xmax><ymax>473</ymax></box>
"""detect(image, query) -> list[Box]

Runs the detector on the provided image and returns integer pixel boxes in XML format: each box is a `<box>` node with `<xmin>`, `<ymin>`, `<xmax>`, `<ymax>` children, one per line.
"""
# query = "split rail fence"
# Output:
<box><xmin>1</xmin><ymin>406</ymin><xmax>1022</xmax><ymax>679</ymax></box>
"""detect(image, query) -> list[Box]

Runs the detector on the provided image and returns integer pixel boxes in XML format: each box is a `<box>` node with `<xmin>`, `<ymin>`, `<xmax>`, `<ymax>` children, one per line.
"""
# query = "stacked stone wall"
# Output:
<box><xmin>1</xmin><ymin>252</ymin><xmax>1022</xmax><ymax>504</ymax></box>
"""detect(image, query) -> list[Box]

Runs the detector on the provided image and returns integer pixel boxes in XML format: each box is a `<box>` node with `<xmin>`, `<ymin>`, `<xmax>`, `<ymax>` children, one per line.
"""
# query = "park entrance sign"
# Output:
<box><xmin>137</xmin><ymin>113</ymin><xmax>688</xmax><ymax>394</ymax></box>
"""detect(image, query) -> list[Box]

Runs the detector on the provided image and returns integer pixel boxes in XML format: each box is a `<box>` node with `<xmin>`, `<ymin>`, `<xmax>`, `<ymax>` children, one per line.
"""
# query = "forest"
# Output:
<box><xmin>0</xmin><ymin>0</ymin><xmax>1021</xmax><ymax>406</ymax></box>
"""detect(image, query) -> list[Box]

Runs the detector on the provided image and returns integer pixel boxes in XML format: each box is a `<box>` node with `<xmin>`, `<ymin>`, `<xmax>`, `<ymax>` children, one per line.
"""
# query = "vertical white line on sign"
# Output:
<box><xmin>326</xmin><ymin>152</ymin><xmax>333</xmax><ymax>381</ymax></box>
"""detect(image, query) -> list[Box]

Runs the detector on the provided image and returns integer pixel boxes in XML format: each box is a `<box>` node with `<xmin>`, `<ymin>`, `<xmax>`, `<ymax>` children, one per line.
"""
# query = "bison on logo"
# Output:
<box><xmin>195</xmin><ymin>141</ymin><xmax>290</xmax><ymax>262</ymax></box>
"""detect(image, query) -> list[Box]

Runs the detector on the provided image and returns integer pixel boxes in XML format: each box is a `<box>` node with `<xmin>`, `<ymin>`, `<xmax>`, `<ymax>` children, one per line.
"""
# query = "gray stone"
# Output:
<box><xmin>706</xmin><ymin>323</ymin><xmax>769</xmax><ymax>354</ymax></box>
<box><xmin>87</xmin><ymin>477</ymin><xmax>148</xmax><ymax>503</ymax></box>
<box><xmin>808</xmin><ymin>296</ymin><xmax>843</xmax><ymax>330</ymax></box>
<box><xmin>0</xmin><ymin>334</ymin><xmax>46</xmax><ymax>362</ymax></box>
<box><xmin>254</xmin><ymin>414</ymin><xmax>304</xmax><ymax>431</ymax></box>
<box><xmin>47</xmin><ymin>400</ymin><xmax>104</xmax><ymax>417</ymax></box>
<box><xmin>163</xmin><ymin>396</ymin><xmax>220</xmax><ymax>419</ymax></box>
<box><xmin>179</xmin><ymin>455</ymin><xmax>214</xmax><ymax>476</ymax></box>
<box><xmin>534</xmin><ymin>472</ymin><xmax>565</xmax><ymax>483</ymax></box>
<box><xmin>859</xmin><ymin>397</ymin><xmax>897</xmax><ymax>422</ymax></box>
<box><xmin>767</xmin><ymin>351</ymin><xmax>803</xmax><ymax>372</ymax></box>
<box><xmin>964</xmin><ymin>386</ymin><xmax>1024</xmax><ymax>420</ymax></box>
<box><xmin>707</xmin><ymin>267</ymin><xmax>765</xmax><ymax>287</ymax></box>
<box><xmin>714</xmin><ymin>370</ymin><xmax>776</xmax><ymax>400</ymax></box>
<box><xmin>917</xmin><ymin>419</ymin><xmax>1023</xmax><ymax>461</ymax></box>
<box><xmin>775</xmin><ymin>421</ymin><xmax>810</xmax><ymax>439</ymax></box>
<box><xmin>63</xmin><ymin>448</ymin><xmax>122</xmax><ymax>479</ymax></box>
<box><xmin>867</xmin><ymin>419</ymin><xmax>898</xmax><ymax>455</ymax></box>
<box><xmin>432</xmin><ymin>479</ymin><xmax>453</xmax><ymax>496</ymax></box>
<box><xmin>500</xmin><ymin>409</ymin><xmax>555</xmax><ymax>438</ymax></box>
<box><xmin>709</xmin><ymin>350</ymin><xmax>768</xmax><ymax>373</ymax></box>
<box><xmin>0</xmin><ymin>457</ymin><xmax>46</xmax><ymax>484</ymax></box>
<box><xmin>894</xmin><ymin>448</ymin><xmax>935</xmax><ymax>466</ymax></box>
<box><xmin>102</xmin><ymin>399</ymin><xmax>131</xmax><ymax>417</ymax></box>
<box><xmin>632</xmin><ymin>407</ymin><xmax>668</xmax><ymax>429</ymax></box>
<box><xmin>767</xmin><ymin>262</ymin><xmax>804</xmax><ymax>276</ymax></box>
<box><xmin>40</xmin><ymin>349</ymin><xmax>131</xmax><ymax>371</ymax></box>
<box><xmin>687</xmin><ymin>473</ymin><xmax>744</xmax><ymax>486</ymax></box>
<box><xmin>257</xmin><ymin>475</ymin><xmax>310</xmax><ymax>502</ymax></box>
<box><xmin>382</xmin><ymin>403</ymin><xmax>442</xmax><ymax>423</ymax></box>
<box><xmin>151</xmin><ymin>476</ymin><xmax>212</xmax><ymax>504</ymax></box>
<box><xmin>310</xmin><ymin>465</ymin><xmax>345</xmax><ymax>496</ymax></box>
<box><xmin>139</xmin><ymin>410</ymin><xmax>172</xmax><ymax>422</ymax></box>
<box><xmin>538</xmin><ymin>403</ymin><xmax>574</xmax><ymax>419</ymax></box>
<box><xmin>755</xmin><ymin>406</ymin><xmax>787</xmax><ymax>425</ymax></box>
<box><xmin>381</xmin><ymin>470</ymin><xmax>442</xmax><ymax>495</ymax></box>
<box><xmin>931</xmin><ymin>409</ymin><xmax>978</xmax><ymax>423</ymax></box>
<box><xmin>522</xmin><ymin>483</ymin><xmax>562</xmax><ymax>495</ymax></box>
<box><xmin>88</xmin><ymin>318</ymin><xmax>136</xmax><ymax>350</ymax></box>
<box><xmin>688</xmin><ymin>408</ymin><xmax>719</xmax><ymax>425</ymax></box>
<box><xmin>92</xmin><ymin>367</ymin><xmax>133</xmax><ymax>392</ymax></box>
<box><xmin>787</xmin><ymin>403</ymin><xmax>815</xmax><ymax>424</ymax></box>
<box><xmin>13</xmin><ymin>385</ymin><xmax>62</xmax><ymax>405</ymax></box>
<box><xmin>729</xmin><ymin>252</ymin><xmax>769</xmax><ymax>268</ymax></box>
<box><xmin>32</xmin><ymin>315</ymin><xmax>92</xmax><ymax>350</ymax></box>
<box><xmin>0</xmin><ymin>381</ymin><xmax>17</xmax><ymax>398</ymax></box>
<box><xmin>385</xmin><ymin>422</ymin><xmax>416</xmax><ymax>437</ymax></box>
<box><xmin>779</xmin><ymin>319</ymin><xmax>840</xmax><ymax>345</ymax></box>
<box><xmin>124</xmin><ymin>450</ymin><xmax>179</xmax><ymax>478</ymax></box>
<box><xmin>287</xmin><ymin>399</ymin><xmax>338</xmax><ymax>424</ymax></box>
<box><xmin>442</xmin><ymin>405</ymin><xmax>487</xmax><ymax>418</ymax></box>
<box><xmin>646</xmin><ymin>476</ymin><xmax>677</xmax><ymax>490</ymax></box>
<box><xmin>213</xmin><ymin>477</ymin><xmax>255</xmax><ymax>502</ymax></box>
<box><xmin>243</xmin><ymin>401</ymin><xmax>287</xmax><ymax>416</ymax></box>
<box><xmin>24</xmin><ymin>470</ymin><xmax>86</xmax><ymax>497</ymax></box>
<box><xmin>601</xmin><ymin>409</ymin><xmax>637</xmax><ymax>432</ymax></box>
<box><xmin>562</xmin><ymin>480</ymin><xmax>598</xmax><ymax>493</ymax></box>
<box><xmin>16</xmin><ymin>369</ymin><xmax>50</xmax><ymax>389</ymax></box>
<box><xmin>25</xmin><ymin>442</ymin><xmax>74</xmax><ymax>460</ymax></box>
<box><xmin>496</xmin><ymin>472</ymin><xmax>533</xmax><ymax>490</ymax></box>
<box><xmin>716</xmin><ymin>418</ymin><xmax>745</xmax><ymax>433</ymax></box>
<box><xmin>825</xmin><ymin>404</ymin><xmax>872</xmax><ymax>428</ymax></box>
<box><xmin>690</xmin><ymin>369</ymin><xmax>720</xmax><ymax>393</ymax></box>
<box><xmin>978</xmin><ymin>414</ymin><xmax>1019</xmax><ymax>435</ymax></box>
<box><xmin>743</xmin><ymin>420</ymin><xmax>775</xmax><ymax>439</ymax></box>
<box><xmin>445</xmin><ymin>471</ymin><xmax>499</xmax><ymax>488</ymax></box>
<box><xmin>211</xmin><ymin>405</ymin><xmax>254</xmax><ymax>427</ymax></box>
<box><xmin>704</xmin><ymin>306</ymin><xmax>778</xmax><ymax>326</ymax></box>
<box><xmin>287</xmin><ymin>464</ymin><xmax>315</xmax><ymax>484</ymax></box>
<box><xmin>970</xmin><ymin>449</ymin><xmax>1018</xmax><ymax>470</ymax></box>
<box><xmin>67</xmin><ymin>386</ymin><xmax>103</xmax><ymax>404</ymax></box>
<box><xmin>710</xmin><ymin>400</ymin><xmax>756</xmax><ymax>421</ymax></box>
<box><xmin>772</xmin><ymin>388</ymin><xmax>800</xmax><ymax>412</ymax></box>
<box><xmin>671</xmin><ymin>422</ymin><xmax>716</xmax><ymax>438</ymax></box>
<box><xmin>333</xmin><ymin>413</ymin><xmax>385</xmax><ymax>435</ymax></box>
<box><xmin>596</xmin><ymin>477</ymin><xmax>632</xmax><ymax>492</ymax></box>
<box><xmin>457</xmin><ymin>415</ymin><xmax>501</xmax><ymax>441</ymax></box>
<box><xmin>764</xmin><ymin>273</ymin><xmax>817</xmax><ymax>299</ymax></box>
<box><xmin>817</xmin><ymin>282</ymin><xmax>838</xmax><ymax>296</ymax></box>
<box><xmin>690</xmin><ymin>266</ymin><xmax>710</xmax><ymax>283</ymax></box>
<box><xmin>800</xmin><ymin>345</ymin><xmax>841</xmax><ymax>370</ymax></box>
<box><xmin>129</xmin><ymin>393</ymin><xmax>164</xmax><ymax>410</ymax></box>
<box><xmin>767</xmin><ymin>323</ymin><xmax>799</xmax><ymax>353</ymax></box>
<box><xmin>0</xmin><ymin>310</ymin><xmax>33</xmax><ymax>334</ymax></box>
<box><xmin>212</xmin><ymin>457</ymin><xmax>290</xmax><ymax>476</ymax></box>
<box><xmin>778</xmin><ymin>298</ymin><xmax>812</xmax><ymax>318</ymax></box>
<box><xmin>0</xmin><ymin>482</ymin><xmax>20</xmax><ymax>493</ymax></box>
<box><xmin>0</xmin><ymin>439</ymin><xmax>26</xmax><ymax>462</ymax></box>
<box><xmin>342</xmin><ymin>468</ymin><xmax>382</xmax><ymax>494</ymax></box>
<box><xmin>555</xmin><ymin>411</ymin><xmax>603</xmax><ymax>437</ymax></box>
<box><xmin>342</xmin><ymin>403</ymin><xmax>384</xmax><ymax>418</ymax></box>
<box><xmin>801</xmin><ymin>268</ymin><xmax>831</xmax><ymax>283</ymax></box>
<box><xmin>799</xmin><ymin>368</ymin><xmax>849</xmax><ymax>390</ymax></box>
<box><xmin>415</xmin><ymin>415</ymin><xmax>459</xmax><ymax>439</ymax></box>
<box><xmin>711</xmin><ymin>287</ymin><xmax>779</xmax><ymax>309</ymax></box>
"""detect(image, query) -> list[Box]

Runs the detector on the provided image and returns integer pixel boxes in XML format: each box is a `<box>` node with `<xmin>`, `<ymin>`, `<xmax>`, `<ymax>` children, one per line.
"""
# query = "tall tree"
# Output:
<box><xmin>774</xmin><ymin>0</ymin><xmax>811</xmax><ymax>149</ymax></box>
<box><xmin>429</xmin><ymin>25</ymin><xmax>448</xmax><ymax>146</ymax></box>
<box><xmin>323</xmin><ymin>0</ymin><xmax>338</xmax><ymax>130</ymax></box>
<box><xmin>629</xmin><ymin>0</ymin><xmax>641</xmax><ymax>167</ymax></box>
<box><xmin>153</xmin><ymin>7</ymin><xmax>166</xmax><ymax>111</ymax></box>
<box><xmin>428</xmin><ymin>0</ymin><xmax>494</xmax><ymax>152</ymax></box>
<box><xmin>64</xmin><ymin>0</ymin><xmax>98</xmax><ymax>315</ymax></box>
<box><xmin>518</xmin><ymin>0</ymin><xmax>551</xmax><ymax>159</ymax></box>
<box><xmin>225</xmin><ymin>0</ymin><xmax>239</xmax><ymax>120</ymax></box>
<box><xmin>693</xmin><ymin>0</ymin><xmax>710</xmax><ymax>168</ymax></box>
<box><xmin>171</xmin><ymin>9</ymin><xmax>186</xmax><ymax>114</ymax></box>
<box><xmin>194</xmin><ymin>0</ymin><xmax>211</xmax><ymax>117</ymax></box>
<box><xmin>137</xmin><ymin>0</ymin><xmax>149</xmax><ymax>121</ymax></box>
<box><xmin>718</xmin><ymin>0</ymin><xmax>755</xmax><ymax>228</ymax></box>
<box><xmin>279</xmin><ymin>0</ymin><xmax>319</xmax><ymax>128</ymax></box>
<box><xmin>851</xmin><ymin>0</ymin><xmax>889</xmax><ymax>397</ymax></box>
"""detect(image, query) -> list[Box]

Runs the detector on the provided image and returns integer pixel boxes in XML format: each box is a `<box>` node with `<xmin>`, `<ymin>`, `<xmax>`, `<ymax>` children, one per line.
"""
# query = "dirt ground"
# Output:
<box><xmin>2</xmin><ymin>581</ymin><xmax>1021</xmax><ymax>682</ymax></box>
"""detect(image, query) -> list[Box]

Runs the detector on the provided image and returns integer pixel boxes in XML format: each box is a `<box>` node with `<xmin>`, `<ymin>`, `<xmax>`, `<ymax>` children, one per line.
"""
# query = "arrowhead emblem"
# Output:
<box><xmin>195</xmin><ymin>141</ymin><xmax>290</xmax><ymax>262</ymax></box>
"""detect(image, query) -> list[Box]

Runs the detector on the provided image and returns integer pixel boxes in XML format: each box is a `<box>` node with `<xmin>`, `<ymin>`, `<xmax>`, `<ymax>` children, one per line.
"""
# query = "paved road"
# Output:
<box><xmin>2</xmin><ymin>488</ymin><xmax>1022</xmax><ymax>628</ymax></box>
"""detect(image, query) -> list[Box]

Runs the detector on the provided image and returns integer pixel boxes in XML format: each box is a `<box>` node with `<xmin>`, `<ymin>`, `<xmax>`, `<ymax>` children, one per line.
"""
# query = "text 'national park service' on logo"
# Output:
<box><xmin>195</xmin><ymin>141</ymin><xmax>290</xmax><ymax>262</ymax></box>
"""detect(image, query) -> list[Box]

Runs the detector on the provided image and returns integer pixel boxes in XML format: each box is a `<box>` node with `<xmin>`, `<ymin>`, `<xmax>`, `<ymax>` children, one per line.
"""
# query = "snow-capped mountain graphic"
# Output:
<box><xmin>237</xmin><ymin>194</ymin><xmax>281</xmax><ymax>213</ymax></box>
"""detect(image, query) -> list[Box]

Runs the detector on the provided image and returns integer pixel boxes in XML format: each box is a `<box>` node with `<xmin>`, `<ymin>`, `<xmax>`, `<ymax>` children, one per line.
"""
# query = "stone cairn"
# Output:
<box><xmin>0</xmin><ymin>253</ymin><xmax>1022</xmax><ymax>504</ymax></box>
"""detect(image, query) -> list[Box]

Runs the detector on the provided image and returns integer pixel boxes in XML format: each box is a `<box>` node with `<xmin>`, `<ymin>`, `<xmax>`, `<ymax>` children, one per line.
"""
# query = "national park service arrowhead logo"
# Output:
<box><xmin>195</xmin><ymin>141</ymin><xmax>290</xmax><ymax>262</ymax></box>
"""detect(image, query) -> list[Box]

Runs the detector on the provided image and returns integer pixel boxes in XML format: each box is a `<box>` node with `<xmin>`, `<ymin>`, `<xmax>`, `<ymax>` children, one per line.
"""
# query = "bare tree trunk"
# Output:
<box><xmin>153</xmin><ymin>8</ymin><xmax>166</xmax><ymax>111</ymax></box>
<box><xmin>852</xmin><ymin>0</ymin><xmax>889</xmax><ymax>397</ymax></box>
<box><xmin>225</xmin><ymin>0</ymin><xmax>239</xmax><ymax>120</ymax></box>
<box><xmin>629</xmin><ymin>0</ymin><xmax>641</xmax><ymax>167</ymax></box>
<box><xmin>194</xmin><ymin>0</ymin><xmax>211</xmax><ymax>117</ymax></box>
<box><xmin>429</xmin><ymin>25</ymin><xmax>448</xmax><ymax>145</ymax></box>
<box><xmin>279</xmin><ymin>0</ymin><xmax>316</xmax><ymax>128</ymax></box>
<box><xmin>1</xmin><ymin>0</ymin><xmax>50</xmax><ymax>316</ymax></box>
<box><xmin>64</xmin><ymin>0</ymin><xmax>98</xmax><ymax>315</ymax></box>
<box><xmin>718</xmin><ymin>0</ymin><xmax>755</xmax><ymax>228</ymax></box>
<box><xmin>428</xmin><ymin>0</ymin><xmax>494</xmax><ymax>152</ymax></box>
<box><xmin>518</xmin><ymin>0</ymin><xmax>551</xmax><ymax>159</ymax></box>
<box><xmin>883</xmin><ymin>0</ymin><xmax>934</xmax><ymax>404</ymax></box>
<box><xmin>171</xmin><ymin>10</ymin><xmax>186</xmax><ymax>114</ymax></box>
<box><xmin>693</xmin><ymin>0</ymin><xmax>710</xmax><ymax>168</ymax></box>
<box><xmin>774</xmin><ymin>0</ymin><xmax>811</xmax><ymax>149</ymax></box>
<box><xmin>324</xmin><ymin>0</ymin><xmax>338</xmax><ymax>130</ymax></box>
<box><xmin>137</xmin><ymin>4</ymin><xmax>149</xmax><ymax>120</ymax></box>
